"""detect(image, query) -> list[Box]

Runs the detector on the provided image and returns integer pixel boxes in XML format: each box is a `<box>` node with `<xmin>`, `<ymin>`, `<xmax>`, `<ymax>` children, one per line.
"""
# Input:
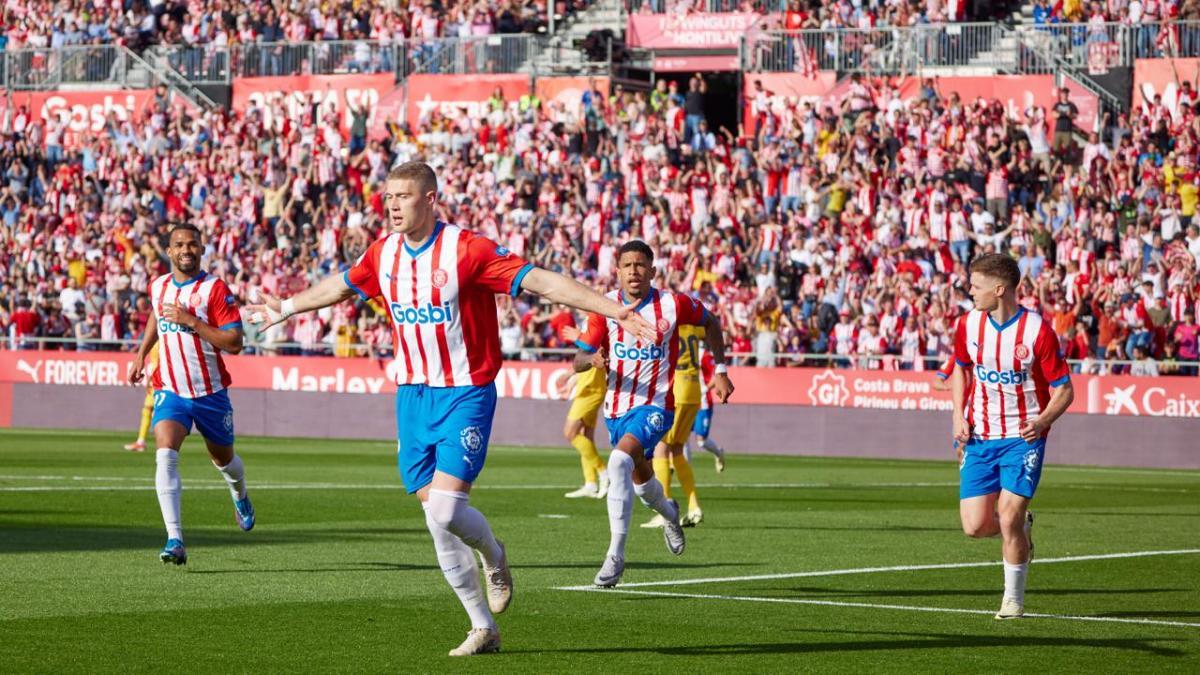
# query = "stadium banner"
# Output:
<box><xmin>1133</xmin><ymin>57</ymin><xmax>1200</xmax><ymax>122</ymax></box>
<box><xmin>14</xmin><ymin>90</ymin><xmax>163</xmax><ymax>149</ymax></box>
<box><xmin>533</xmin><ymin>76</ymin><xmax>610</xmax><ymax>109</ymax></box>
<box><xmin>743</xmin><ymin>74</ymin><xmax>1099</xmax><ymax>134</ymax></box>
<box><xmin>2</xmin><ymin>350</ymin><xmax>1199</xmax><ymax>419</ymax></box>
<box><xmin>652</xmin><ymin>54</ymin><xmax>741</xmax><ymax>72</ymax></box>
<box><xmin>231</xmin><ymin>73</ymin><xmax>399</xmax><ymax>139</ymax></box>
<box><xmin>403</xmin><ymin>73</ymin><xmax>530</xmax><ymax>127</ymax></box>
<box><xmin>627</xmin><ymin>12</ymin><xmax>774</xmax><ymax>50</ymax></box>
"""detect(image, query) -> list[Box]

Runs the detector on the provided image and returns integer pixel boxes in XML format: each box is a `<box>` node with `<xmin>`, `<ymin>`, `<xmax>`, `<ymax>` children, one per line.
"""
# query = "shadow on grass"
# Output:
<box><xmin>767</xmin><ymin>587</ymin><xmax>1191</xmax><ymax>600</ymax></box>
<box><xmin>188</xmin><ymin>561</ymin><xmax>432</xmax><ymax>575</ymax></box>
<box><xmin>705</xmin><ymin>524</ymin><xmax>960</xmax><ymax>533</ymax></box>
<box><xmin>0</xmin><ymin>525</ymin><xmax>429</xmax><ymax>554</ymax></box>
<box><xmin>523</xmin><ymin>628</ymin><xmax>1189</xmax><ymax>657</ymax></box>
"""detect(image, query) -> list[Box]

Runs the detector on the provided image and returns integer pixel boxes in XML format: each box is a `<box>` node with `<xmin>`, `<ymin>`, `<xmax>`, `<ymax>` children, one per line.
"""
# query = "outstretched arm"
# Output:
<box><xmin>245</xmin><ymin>273</ymin><xmax>358</xmax><ymax>328</ymax></box>
<box><xmin>519</xmin><ymin>268</ymin><xmax>655</xmax><ymax>342</ymax></box>
<box><xmin>127</xmin><ymin>317</ymin><xmax>159</xmax><ymax>385</ymax></box>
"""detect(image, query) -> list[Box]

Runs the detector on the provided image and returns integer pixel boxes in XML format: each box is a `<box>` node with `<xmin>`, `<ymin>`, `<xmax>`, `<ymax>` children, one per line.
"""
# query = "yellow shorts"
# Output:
<box><xmin>567</xmin><ymin>390</ymin><xmax>604</xmax><ymax>427</ymax></box>
<box><xmin>663</xmin><ymin>403</ymin><xmax>700</xmax><ymax>446</ymax></box>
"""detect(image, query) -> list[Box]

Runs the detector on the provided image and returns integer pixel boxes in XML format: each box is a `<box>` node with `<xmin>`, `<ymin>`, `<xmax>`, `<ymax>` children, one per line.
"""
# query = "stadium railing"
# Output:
<box><xmin>2</xmin><ymin>45</ymin><xmax>129</xmax><ymax>89</ymax></box>
<box><xmin>745</xmin><ymin>23</ymin><xmax>1005</xmax><ymax>74</ymax></box>
<box><xmin>140</xmin><ymin>34</ymin><xmax>608</xmax><ymax>83</ymax></box>
<box><xmin>5</xmin><ymin>338</ymin><xmax>1194</xmax><ymax>375</ymax></box>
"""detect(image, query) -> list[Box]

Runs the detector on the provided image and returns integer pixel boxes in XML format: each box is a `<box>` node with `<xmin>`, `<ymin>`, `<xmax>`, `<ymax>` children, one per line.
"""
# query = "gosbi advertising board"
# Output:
<box><xmin>13</xmin><ymin>90</ymin><xmax>186</xmax><ymax>149</ymax></box>
<box><xmin>2</xmin><ymin>351</ymin><xmax>1198</xmax><ymax>419</ymax></box>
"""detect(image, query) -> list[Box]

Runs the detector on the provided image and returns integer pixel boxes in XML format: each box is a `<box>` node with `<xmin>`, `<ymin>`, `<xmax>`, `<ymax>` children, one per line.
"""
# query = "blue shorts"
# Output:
<box><xmin>151</xmin><ymin>389</ymin><xmax>235</xmax><ymax>447</ymax></box>
<box><xmin>396</xmin><ymin>383</ymin><xmax>496</xmax><ymax>493</ymax></box>
<box><xmin>959</xmin><ymin>437</ymin><xmax>1046</xmax><ymax>500</ymax></box>
<box><xmin>604</xmin><ymin>405</ymin><xmax>673</xmax><ymax>458</ymax></box>
<box><xmin>692</xmin><ymin>409</ymin><xmax>712</xmax><ymax>438</ymax></box>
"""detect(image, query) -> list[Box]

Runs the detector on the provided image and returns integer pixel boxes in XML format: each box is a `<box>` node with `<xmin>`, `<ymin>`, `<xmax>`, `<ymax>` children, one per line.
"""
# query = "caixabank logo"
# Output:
<box><xmin>807</xmin><ymin>369</ymin><xmax>850</xmax><ymax>407</ymax></box>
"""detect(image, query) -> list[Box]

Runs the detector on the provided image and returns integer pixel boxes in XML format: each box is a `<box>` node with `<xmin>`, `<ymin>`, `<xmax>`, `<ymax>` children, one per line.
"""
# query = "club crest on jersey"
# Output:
<box><xmin>189</xmin><ymin>294</ymin><xmax>204</xmax><ymax>308</ymax></box>
<box><xmin>656</xmin><ymin>318</ymin><xmax>670</xmax><ymax>334</ymax></box>
<box><xmin>460</xmin><ymin>426</ymin><xmax>484</xmax><ymax>455</ymax></box>
<box><xmin>1014</xmin><ymin>343</ymin><xmax>1031</xmax><ymax>361</ymax></box>
<box><xmin>431</xmin><ymin>268</ymin><xmax>448</xmax><ymax>289</ymax></box>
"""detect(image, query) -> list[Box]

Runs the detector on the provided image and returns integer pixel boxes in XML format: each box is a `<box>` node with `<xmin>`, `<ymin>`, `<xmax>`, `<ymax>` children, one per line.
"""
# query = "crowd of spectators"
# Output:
<box><xmin>0</xmin><ymin>0</ymin><xmax>573</xmax><ymax>55</ymax></box>
<box><xmin>635</xmin><ymin>0</ymin><xmax>1018</xmax><ymax>24</ymax></box>
<box><xmin>3</xmin><ymin>65</ymin><xmax>1200</xmax><ymax>375</ymax></box>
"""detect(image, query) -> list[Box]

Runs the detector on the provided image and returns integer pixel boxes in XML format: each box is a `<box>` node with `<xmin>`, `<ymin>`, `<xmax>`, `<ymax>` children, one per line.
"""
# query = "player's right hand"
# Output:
<box><xmin>589</xmin><ymin>350</ymin><xmax>609</xmax><ymax>372</ymax></box>
<box><xmin>953</xmin><ymin>417</ymin><xmax>970</xmax><ymax>444</ymax></box>
<box><xmin>244</xmin><ymin>292</ymin><xmax>288</xmax><ymax>328</ymax></box>
<box><xmin>616</xmin><ymin>306</ymin><xmax>657</xmax><ymax>344</ymax></box>
<box><xmin>127</xmin><ymin>360</ymin><xmax>144</xmax><ymax>386</ymax></box>
<box><xmin>560</xmin><ymin>326</ymin><xmax>582</xmax><ymax>343</ymax></box>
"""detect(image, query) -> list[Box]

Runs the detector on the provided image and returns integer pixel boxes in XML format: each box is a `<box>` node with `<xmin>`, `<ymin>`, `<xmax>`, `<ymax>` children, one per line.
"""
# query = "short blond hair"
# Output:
<box><xmin>386</xmin><ymin>161</ymin><xmax>438</xmax><ymax>195</ymax></box>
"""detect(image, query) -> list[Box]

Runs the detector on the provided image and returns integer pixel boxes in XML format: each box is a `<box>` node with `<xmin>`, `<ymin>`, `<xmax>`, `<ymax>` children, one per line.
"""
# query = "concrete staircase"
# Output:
<box><xmin>525</xmin><ymin>0</ymin><xmax>624</xmax><ymax>75</ymax></box>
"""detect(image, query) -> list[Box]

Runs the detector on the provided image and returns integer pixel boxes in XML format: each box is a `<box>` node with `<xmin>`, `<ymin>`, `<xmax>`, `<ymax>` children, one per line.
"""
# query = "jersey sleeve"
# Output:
<box><xmin>460</xmin><ymin>232</ymin><xmax>534</xmax><ymax>297</ymax></box>
<box><xmin>953</xmin><ymin>315</ymin><xmax>973</xmax><ymax>368</ymax></box>
<box><xmin>674</xmin><ymin>292</ymin><xmax>707</xmax><ymax>326</ymax></box>
<box><xmin>1034</xmin><ymin>322</ymin><xmax>1071</xmax><ymax>388</ymax></box>
<box><xmin>344</xmin><ymin>237</ymin><xmax>386</xmax><ymax>301</ymax></box>
<box><xmin>207</xmin><ymin>280</ymin><xmax>243</xmax><ymax>331</ymax></box>
<box><xmin>936</xmin><ymin>358</ymin><xmax>955</xmax><ymax>380</ymax></box>
<box><xmin>576</xmin><ymin>312</ymin><xmax>608</xmax><ymax>354</ymax></box>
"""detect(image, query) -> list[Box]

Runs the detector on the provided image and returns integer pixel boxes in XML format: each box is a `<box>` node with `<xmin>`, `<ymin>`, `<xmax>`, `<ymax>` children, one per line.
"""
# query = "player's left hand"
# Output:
<box><xmin>560</xmin><ymin>325</ymin><xmax>582</xmax><ymax>343</ymax></box>
<box><xmin>616</xmin><ymin>306</ymin><xmax>657</xmax><ymax>343</ymax></box>
<box><xmin>161</xmin><ymin>303</ymin><xmax>197</xmax><ymax>329</ymax></box>
<box><xmin>712</xmin><ymin>373</ymin><xmax>734</xmax><ymax>404</ymax></box>
<box><xmin>1019</xmin><ymin>417</ymin><xmax>1049</xmax><ymax>443</ymax></box>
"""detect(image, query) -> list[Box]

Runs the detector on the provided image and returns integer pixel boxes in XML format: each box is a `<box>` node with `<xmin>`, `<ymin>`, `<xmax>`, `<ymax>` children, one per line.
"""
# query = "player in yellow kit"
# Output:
<box><xmin>124</xmin><ymin>342</ymin><xmax>159</xmax><ymax>452</ymax></box>
<box><xmin>561</xmin><ymin>325</ymin><xmax>609</xmax><ymax>498</ymax></box>
<box><xmin>642</xmin><ymin>323</ymin><xmax>706</xmax><ymax>528</ymax></box>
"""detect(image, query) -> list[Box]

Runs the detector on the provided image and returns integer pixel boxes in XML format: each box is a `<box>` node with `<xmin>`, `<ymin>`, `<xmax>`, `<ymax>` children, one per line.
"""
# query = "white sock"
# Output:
<box><xmin>703</xmin><ymin>438</ymin><xmax>722</xmax><ymax>455</ymax></box>
<box><xmin>423</xmin><ymin>503</ymin><xmax>495</xmax><ymax>630</ymax></box>
<box><xmin>633</xmin><ymin>476</ymin><xmax>679</xmax><ymax>521</ymax></box>
<box><xmin>605</xmin><ymin>451</ymin><xmax>634</xmax><ymax>559</ymax></box>
<box><xmin>427</xmin><ymin>489</ymin><xmax>503</xmax><ymax>568</ymax></box>
<box><xmin>1003</xmin><ymin>560</ymin><xmax>1028</xmax><ymax>603</ymax></box>
<box><xmin>155</xmin><ymin>448</ymin><xmax>183</xmax><ymax>541</ymax></box>
<box><xmin>214</xmin><ymin>454</ymin><xmax>247</xmax><ymax>501</ymax></box>
<box><xmin>682</xmin><ymin>440</ymin><xmax>693</xmax><ymax>463</ymax></box>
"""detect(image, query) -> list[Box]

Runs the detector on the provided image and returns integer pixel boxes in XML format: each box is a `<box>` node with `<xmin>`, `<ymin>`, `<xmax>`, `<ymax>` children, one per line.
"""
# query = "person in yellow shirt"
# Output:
<box><xmin>124</xmin><ymin>342</ymin><xmax>159</xmax><ymax>452</ymax></box>
<box><xmin>1179</xmin><ymin>176</ymin><xmax>1199</xmax><ymax>225</ymax></box>
<box><xmin>561</xmin><ymin>324</ymin><xmax>608</xmax><ymax>499</ymax></box>
<box><xmin>643</xmin><ymin>323</ymin><xmax>706</xmax><ymax>528</ymax></box>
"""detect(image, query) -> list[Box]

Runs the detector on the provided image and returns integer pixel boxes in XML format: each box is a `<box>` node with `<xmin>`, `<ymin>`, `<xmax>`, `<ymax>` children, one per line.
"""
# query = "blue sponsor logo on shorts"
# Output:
<box><xmin>389</xmin><ymin>302</ymin><xmax>454</xmax><ymax>325</ymax></box>
<box><xmin>974</xmin><ymin>365</ymin><xmax>1029</xmax><ymax>386</ymax></box>
<box><xmin>613</xmin><ymin>342</ymin><xmax>665</xmax><ymax>361</ymax></box>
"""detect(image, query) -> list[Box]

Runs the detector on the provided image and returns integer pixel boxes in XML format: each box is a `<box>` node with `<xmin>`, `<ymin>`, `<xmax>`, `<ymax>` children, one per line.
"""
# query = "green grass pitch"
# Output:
<box><xmin>1</xmin><ymin>429</ymin><xmax>1197</xmax><ymax>673</ymax></box>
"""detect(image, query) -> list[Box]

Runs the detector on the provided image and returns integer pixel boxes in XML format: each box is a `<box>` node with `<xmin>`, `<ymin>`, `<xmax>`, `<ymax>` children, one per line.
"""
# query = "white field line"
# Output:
<box><xmin>0</xmin><ymin>476</ymin><xmax>1192</xmax><ymax>494</ymax></box>
<box><xmin>564</xmin><ymin>587</ymin><xmax>1200</xmax><ymax>630</ymax></box>
<box><xmin>554</xmin><ymin>549</ymin><xmax>1200</xmax><ymax>591</ymax></box>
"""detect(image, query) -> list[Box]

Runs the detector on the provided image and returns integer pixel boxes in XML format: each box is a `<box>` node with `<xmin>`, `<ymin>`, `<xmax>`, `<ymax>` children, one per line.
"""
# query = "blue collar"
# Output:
<box><xmin>172</xmin><ymin>270</ymin><xmax>206</xmax><ymax>288</ymax></box>
<box><xmin>988</xmin><ymin>307</ymin><xmax>1025</xmax><ymax>332</ymax></box>
<box><xmin>404</xmin><ymin>221</ymin><xmax>444</xmax><ymax>258</ymax></box>
<box><xmin>620</xmin><ymin>287</ymin><xmax>658</xmax><ymax>312</ymax></box>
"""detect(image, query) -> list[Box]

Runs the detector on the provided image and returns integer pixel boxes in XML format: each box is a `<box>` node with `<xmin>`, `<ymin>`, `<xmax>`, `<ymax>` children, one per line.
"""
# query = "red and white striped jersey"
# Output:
<box><xmin>345</xmin><ymin>222</ymin><xmax>532</xmax><ymax>388</ymax></box>
<box><xmin>953</xmin><ymin>308</ymin><xmax>1070</xmax><ymax>441</ymax></box>
<box><xmin>578</xmin><ymin>288</ymin><xmax>707</xmax><ymax>419</ymax></box>
<box><xmin>151</xmin><ymin>272</ymin><xmax>242</xmax><ymax>398</ymax></box>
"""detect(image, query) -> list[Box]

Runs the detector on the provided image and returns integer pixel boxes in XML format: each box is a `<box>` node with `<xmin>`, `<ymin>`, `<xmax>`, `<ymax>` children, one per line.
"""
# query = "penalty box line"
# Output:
<box><xmin>564</xmin><ymin>587</ymin><xmax>1200</xmax><ymax>630</ymax></box>
<box><xmin>554</xmin><ymin>549</ymin><xmax>1200</xmax><ymax>591</ymax></box>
